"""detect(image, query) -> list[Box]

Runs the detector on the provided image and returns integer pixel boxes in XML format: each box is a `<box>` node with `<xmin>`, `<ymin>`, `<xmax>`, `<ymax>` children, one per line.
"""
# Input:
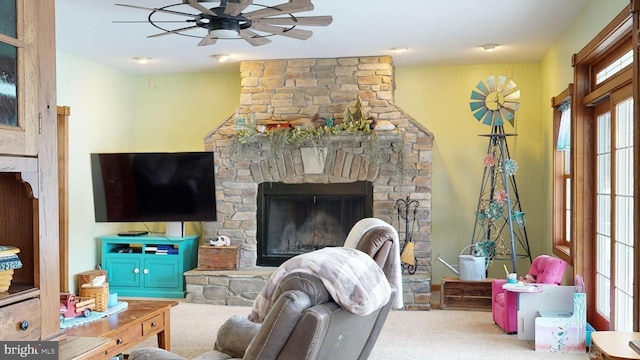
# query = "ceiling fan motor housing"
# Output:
<box><xmin>208</xmin><ymin>17</ymin><xmax>242</xmax><ymax>36</ymax></box>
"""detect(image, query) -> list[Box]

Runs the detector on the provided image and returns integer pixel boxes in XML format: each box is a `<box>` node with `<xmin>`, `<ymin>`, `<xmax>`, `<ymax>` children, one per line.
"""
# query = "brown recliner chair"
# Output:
<box><xmin>129</xmin><ymin>218</ymin><xmax>402</xmax><ymax>360</ymax></box>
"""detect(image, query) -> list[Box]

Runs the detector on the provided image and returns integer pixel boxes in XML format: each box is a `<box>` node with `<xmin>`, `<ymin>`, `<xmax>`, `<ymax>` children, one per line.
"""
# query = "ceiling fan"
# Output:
<box><xmin>115</xmin><ymin>0</ymin><xmax>333</xmax><ymax>46</ymax></box>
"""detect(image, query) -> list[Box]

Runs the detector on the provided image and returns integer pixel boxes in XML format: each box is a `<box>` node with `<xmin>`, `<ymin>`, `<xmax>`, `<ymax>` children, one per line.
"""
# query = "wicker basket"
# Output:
<box><xmin>76</xmin><ymin>269</ymin><xmax>107</xmax><ymax>289</ymax></box>
<box><xmin>80</xmin><ymin>283</ymin><xmax>109</xmax><ymax>312</ymax></box>
<box><xmin>0</xmin><ymin>269</ymin><xmax>14</xmax><ymax>292</ymax></box>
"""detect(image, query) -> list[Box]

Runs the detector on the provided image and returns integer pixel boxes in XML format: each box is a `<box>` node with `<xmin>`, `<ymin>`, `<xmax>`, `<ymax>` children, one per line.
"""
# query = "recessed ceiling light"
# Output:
<box><xmin>389</xmin><ymin>47</ymin><xmax>408</xmax><ymax>54</ymax></box>
<box><xmin>481</xmin><ymin>43</ymin><xmax>499</xmax><ymax>52</ymax></box>
<box><xmin>133</xmin><ymin>57</ymin><xmax>150</xmax><ymax>64</ymax></box>
<box><xmin>211</xmin><ymin>54</ymin><xmax>231</xmax><ymax>62</ymax></box>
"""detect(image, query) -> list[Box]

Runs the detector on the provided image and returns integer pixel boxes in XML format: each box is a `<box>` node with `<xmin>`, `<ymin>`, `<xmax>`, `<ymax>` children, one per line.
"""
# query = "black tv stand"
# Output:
<box><xmin>117</xmin><ymin>230</ymin><xmax>149</xmax><ymax>237</ymax></box>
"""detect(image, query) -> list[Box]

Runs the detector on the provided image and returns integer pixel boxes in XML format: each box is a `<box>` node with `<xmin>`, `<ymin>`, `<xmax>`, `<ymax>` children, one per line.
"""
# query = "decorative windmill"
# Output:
<box><xmin>468</xmin><ymin>75</ymin><xmax>531</xmax><ymax>273</ymax></box>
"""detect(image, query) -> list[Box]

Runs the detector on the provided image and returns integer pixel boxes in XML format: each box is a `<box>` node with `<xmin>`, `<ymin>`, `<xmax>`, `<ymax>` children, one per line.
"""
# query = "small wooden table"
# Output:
<box><xmin>64</xmin><ymin>299</ymin><xmax>178</xmax><ymax>359</ymax></box>
<box><xmin>589</xmin><ymin>331</ymin><xmax>640</xmax><ymax>360</ymax></box>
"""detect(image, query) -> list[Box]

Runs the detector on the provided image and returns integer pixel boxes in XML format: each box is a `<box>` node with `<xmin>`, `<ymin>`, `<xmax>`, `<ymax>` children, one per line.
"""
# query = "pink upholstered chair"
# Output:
<box><xmin>492</xmin><ymin>255</ymin><xmax>568</xmax><ymax>334</ymax></box>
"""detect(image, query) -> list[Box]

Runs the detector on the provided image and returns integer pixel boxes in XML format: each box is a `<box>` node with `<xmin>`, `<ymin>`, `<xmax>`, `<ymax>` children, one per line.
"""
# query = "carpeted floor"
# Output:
<box><xmin>128</xmin><ymin>301</ymin><xmax>590</xmax><ymax>360</ymax></box>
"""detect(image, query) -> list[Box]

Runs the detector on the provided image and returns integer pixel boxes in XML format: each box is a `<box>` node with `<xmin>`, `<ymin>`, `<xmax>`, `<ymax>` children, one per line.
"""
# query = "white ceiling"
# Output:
<box><xmin>55</xmin><ymin>0</ymin><xmax>589</xmax><ymax>75</ymax></box>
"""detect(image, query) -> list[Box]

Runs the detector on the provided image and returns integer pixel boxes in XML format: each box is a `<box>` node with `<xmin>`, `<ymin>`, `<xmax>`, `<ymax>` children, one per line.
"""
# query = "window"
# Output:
<box><xmin>551</xmin><ymin>86</ymin><xmax>573</xmax><ymax>262</ymax></box>
<box><xmin>572</xmin><ymin>7</ymin><xmax>635</xmax><ymax>331</ymax></box>
<box><xmin>596</xmin><ymin>49</ymin><xmax>633</xmax><ymax>85</ymax></box>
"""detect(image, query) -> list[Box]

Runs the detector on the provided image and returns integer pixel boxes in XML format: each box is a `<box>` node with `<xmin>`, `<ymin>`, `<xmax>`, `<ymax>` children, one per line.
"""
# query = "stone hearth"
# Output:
<box><xmin>186</xmin><ymin>56</ymin><xmax>434</xmax><ymax>310</ymax></box>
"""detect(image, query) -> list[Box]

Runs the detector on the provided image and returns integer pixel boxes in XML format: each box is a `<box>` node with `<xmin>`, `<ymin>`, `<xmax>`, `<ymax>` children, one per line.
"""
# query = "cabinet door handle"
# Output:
<box><xmin>117</xmin><ymin>338</ymin><xmax>123</xmax><ymax>345</ymax></box>
<box><xmin>133</xmin><ymin>268</ymin><xmax>139</xmax><ymax>274</ymax></box>
<box><xmin>143</xmin><ymin>268</ymin><xmax>149</xmax><ymax>274</ymax></box>
<box><xmin>151</xmin><ymin>321</ymin><xmax>157</xmax><ymax>327</ymax></box>
<box><xmin>20</xmin><ymin>320</ymin><xmax>29</xmax><ymax>331</ymax></box>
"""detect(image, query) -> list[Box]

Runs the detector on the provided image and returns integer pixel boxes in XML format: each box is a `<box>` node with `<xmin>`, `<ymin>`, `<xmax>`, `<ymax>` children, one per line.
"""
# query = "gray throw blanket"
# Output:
<box><xmin>248</xmin><ymin>247</ymin><xmax>391</xmax><ymax>323</ymax></box>
<box><xmin>344</xmin><ymin>218</ymin><xmax>404</xmax><ymax>310</ymax></box>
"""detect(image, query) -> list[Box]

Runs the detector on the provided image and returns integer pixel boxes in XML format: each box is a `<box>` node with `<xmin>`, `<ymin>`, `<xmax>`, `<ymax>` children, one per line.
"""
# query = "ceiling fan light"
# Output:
<box><xmin>209</xmin><ymin>18</ymin><xmax>241</xmax><ymax>38</ymax></box>
<box><xmin>389</xmin><ymin>47</ymin><xmax>408</xmax><ymax>54</ymax></box>
<box><xmin>481</xmin><ymin>43</ymin><xmax>499</xmax><ymax>52</ymax></box>
<box><xmin>210</xmin><ymin>29</ymin><xmax>239</xmax><ymax>38</ymax></box>
<box><xmin>212</xmin><ymin>54</ymin><xmax>230</xmax><ymax>62</ymax></box>
<box><xmin>133</xmin><ymin>57</ymin><xmax>150</xmax><ymax>64</ymax></box>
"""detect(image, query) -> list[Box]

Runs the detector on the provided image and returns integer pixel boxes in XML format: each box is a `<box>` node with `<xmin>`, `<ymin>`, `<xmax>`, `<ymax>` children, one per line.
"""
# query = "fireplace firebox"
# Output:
<box><xmin>257</xmin><ymin>181</ymin><xmax>373</xmax><ymax>266</ymax></box>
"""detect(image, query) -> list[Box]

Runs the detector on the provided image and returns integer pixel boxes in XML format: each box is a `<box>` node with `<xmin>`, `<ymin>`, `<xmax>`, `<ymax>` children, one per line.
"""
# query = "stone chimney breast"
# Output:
<box><xmin>201</xmin><ymin>56</ymin><xmax>434</xmax><ymax>310</ymax></box>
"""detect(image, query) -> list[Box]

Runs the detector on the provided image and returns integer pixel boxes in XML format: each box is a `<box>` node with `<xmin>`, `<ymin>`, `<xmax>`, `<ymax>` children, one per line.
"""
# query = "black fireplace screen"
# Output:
<box><xmin>257</xmin><ymin>181</ymin><xmax>373</xmax><ymax>266</ymax></box>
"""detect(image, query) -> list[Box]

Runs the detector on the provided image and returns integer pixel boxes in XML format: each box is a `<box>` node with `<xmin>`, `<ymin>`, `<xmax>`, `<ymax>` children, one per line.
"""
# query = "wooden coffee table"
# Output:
<box><xmin>63</xmin><ymin>299</ymin><xmax>178</xmax><ymax>359</ymax></box>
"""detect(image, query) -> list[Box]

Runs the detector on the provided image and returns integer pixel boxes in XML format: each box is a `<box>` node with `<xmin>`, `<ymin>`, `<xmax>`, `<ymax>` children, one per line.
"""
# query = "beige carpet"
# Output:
<box><xmin>129</xmin><ymin>301</ymin><xmax>590</xmax><ymax>360</ymax></box>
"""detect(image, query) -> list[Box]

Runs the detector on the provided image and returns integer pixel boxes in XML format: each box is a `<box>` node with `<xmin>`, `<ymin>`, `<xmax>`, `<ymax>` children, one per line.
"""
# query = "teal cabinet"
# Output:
<box><xmin>100</xmin><ymin>235</ymin><xmax>199</xmax><ymax>298</ymax></box>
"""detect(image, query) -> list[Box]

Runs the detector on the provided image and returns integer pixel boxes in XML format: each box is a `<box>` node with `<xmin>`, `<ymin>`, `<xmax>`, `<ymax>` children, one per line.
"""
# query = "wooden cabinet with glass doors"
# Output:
<box><xmin>0</xmin><ymin>1</ymin><xmax>60</xmax><ymax>340</ymax></box>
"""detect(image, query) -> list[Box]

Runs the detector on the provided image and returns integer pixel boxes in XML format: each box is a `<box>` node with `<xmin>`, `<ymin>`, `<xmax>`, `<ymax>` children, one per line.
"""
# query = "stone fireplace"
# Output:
<box><xmin>187</xmin><ymin>55</ymin><xmax>434</xmax><ymax>310</ymax></box>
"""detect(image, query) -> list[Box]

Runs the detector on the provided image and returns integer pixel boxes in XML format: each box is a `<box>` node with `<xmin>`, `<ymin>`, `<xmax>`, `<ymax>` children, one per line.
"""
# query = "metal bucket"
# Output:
<box><xmin>458</xmin><ymin>255</ymin><xmax>486</xmax><ymax>281</ymax></box>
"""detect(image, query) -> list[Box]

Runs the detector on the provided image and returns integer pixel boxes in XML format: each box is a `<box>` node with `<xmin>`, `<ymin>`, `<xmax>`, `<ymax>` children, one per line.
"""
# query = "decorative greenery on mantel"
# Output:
<box><xmin>235</xmin><ymin>118</ymin><xmax>374</xmax><ymax>146</ymax></box>
<box><xmin>231</xmin><ymin>97</ymin><xmax>406</xmax><ymax>176</ymax></box>
<box><xmin>233</xmin><ymin>122</ymin><xmax>406</xmax><ymax>178</ymax></box>
<box><xmin>234</xmin><ymin>96</ymin><xmax>376</xmax><ymax>146</ymax></box>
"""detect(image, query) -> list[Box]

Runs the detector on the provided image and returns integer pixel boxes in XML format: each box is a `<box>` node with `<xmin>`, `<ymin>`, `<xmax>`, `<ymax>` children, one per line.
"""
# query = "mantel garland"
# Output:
<box><xmin>234</xmin><ymin>98</ymin><xmax>375</xmax><ymax>146</ymax></box>
<box><xmin>231</xmin><ymin>97</ymin><xmax>406</xmax><ymax>179</ymax></box>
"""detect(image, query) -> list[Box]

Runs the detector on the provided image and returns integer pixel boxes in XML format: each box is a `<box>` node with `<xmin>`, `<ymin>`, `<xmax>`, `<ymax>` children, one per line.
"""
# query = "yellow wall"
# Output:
<box><xmin>56</xmin><ymin>51</ymin><xmax>137</xmax><ymax>291</ymax></box>
<box><xmin>56</xmin><ymin>0</ymin><xmax>628</xmax><ymax>292</ymax></box>
<box><xmin>132</xmin><ymin>72</ymin><xmax>240</xmax><ymax>152</ymax></box>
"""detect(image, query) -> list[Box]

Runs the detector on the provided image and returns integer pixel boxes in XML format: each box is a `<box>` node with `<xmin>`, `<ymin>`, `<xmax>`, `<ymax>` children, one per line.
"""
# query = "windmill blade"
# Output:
<box><xmin>115</xmin><ymin>3</ymin><xmax>198</xmax><ymax>18</ymax></box>
<box><xmin>239</xmin><ymin>28</ymin><xmax>272</xmax><ymax>46</ymax></box>
<box><xmin>148</xmin><ymin>25</ymin><xmax>199</xmax><ymax>38</ymax></box>
<box><xmin>182</xmin><ymin>0</ymin><xmax>216</xmax><ymax>17</ymax></box>
<box><xmin>224</xmin><ymin>0</ymin><xmax>253</xmax><ymax>16</ymax></box>
<box><xmin>244</xmin><ymin>0</ymin><xmax>314</xmax><ymax>20</ymax></box>
<box><xmin>252</xmin><ymin>15</ymin><xmax>332</xmax><ymax>27</ymax></box>
<box><xmin>198</xmin><ymin>33</ymin><xmax>219</xmax><ymax>46</ymax></box>
<box><xmin>251</xmin><ymin>23</ymin><xmax>312</xmax><ymax>40</ymax></box>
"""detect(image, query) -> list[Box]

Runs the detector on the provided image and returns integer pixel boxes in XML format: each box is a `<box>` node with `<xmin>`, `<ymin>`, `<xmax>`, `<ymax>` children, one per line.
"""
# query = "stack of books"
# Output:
<box><xmin>145</xmin><ymin>244</ymin><xmax>178</xmax><ymax>255</ymax></box>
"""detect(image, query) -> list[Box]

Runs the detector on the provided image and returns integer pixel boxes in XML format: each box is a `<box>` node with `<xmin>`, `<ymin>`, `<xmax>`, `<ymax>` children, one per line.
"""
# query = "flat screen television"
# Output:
<box><xmin>91</xmin><ymin>151</ymin><xmax>217</xmax><ymax>223</ymax></box>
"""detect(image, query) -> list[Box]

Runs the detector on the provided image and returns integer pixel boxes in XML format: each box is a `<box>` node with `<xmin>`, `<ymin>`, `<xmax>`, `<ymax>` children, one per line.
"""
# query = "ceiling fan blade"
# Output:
<box><xmin>239</xmin><ymin>29</ymin><xmax>272</xmax><ymax>46</ymax></box>
<box><xmin>251</xmin><ymin>23</ymin><xmax>312</xmax><ymax>40</ymax></box>
<box><xmin>244</xmin><ymin>0</ymin><xmax>314</xmax><ymax>20</ymax></box>
<box><xmin>115</xmin><ymin>3</ymin><xmax>198</xmax><ymax>18</ymax></box>
<box><xmin>198</xmin><ymin>33</ymin><xmax>219</xmax><ymax>46</ymax></box>
<box><xmin>224</xmin><ymin>0</ymin><xmax>253</xmax><ymax>16</ymax></box>
<box><xmin>253</xmin><ymin>15</ymin><xmax>332</xmax><ymax>27</ymax></box>
<box><xmin>182</xmin><ymin>0</ymin><xmax>216</xmax><ymax>16</ymax></box>
<box><xmin>148</xmin><ymin>25</ymin><xmax>199</xmax><ymax>38</ymax></box>
<box><xmin>113</xmin><ymin>21</ymin><xmax>188</xmax><ymax>23</ymax></box>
